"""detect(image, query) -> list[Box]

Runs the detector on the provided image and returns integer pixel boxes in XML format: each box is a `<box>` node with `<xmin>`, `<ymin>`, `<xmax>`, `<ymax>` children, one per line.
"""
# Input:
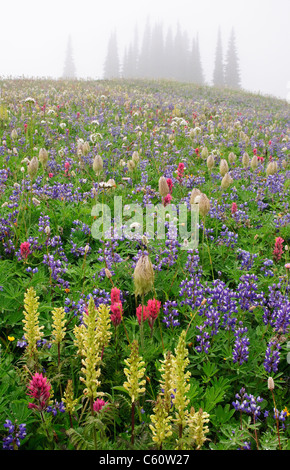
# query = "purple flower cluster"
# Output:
<box><xmin>263</xmin><ymin>340</ymin><xmax>281</xmax><ymax>374</ymax></box>
<box><xmin>3</xmin><ymin>420</ymin><xmax>26</xmax><ymax>450</ymax></box>
<box><xmin>232</xmin><ymin>387</ymin><xmax>263</xmax><ymax>418</ymax></box>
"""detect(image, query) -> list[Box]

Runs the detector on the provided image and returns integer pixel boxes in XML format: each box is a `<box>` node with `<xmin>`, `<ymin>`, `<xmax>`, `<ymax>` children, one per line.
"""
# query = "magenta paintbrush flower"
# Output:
<box><xmin>20</xmin><ymin>242</ymin><xmax>31</xmax><ymax>260</ymax></box>
<box><xmin>27</xmin><ymin>372</ymin><xmax>51</xmax><ymax>411</ymax></box>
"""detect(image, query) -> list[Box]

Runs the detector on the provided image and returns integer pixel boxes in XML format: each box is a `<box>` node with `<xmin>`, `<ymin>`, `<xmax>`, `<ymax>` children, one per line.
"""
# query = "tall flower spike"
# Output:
<box><xmin>172</xmin><ymin>330</ymin><xmax>191</xmax><ymax>433</ymax></box>
<box><xmin>51</xmin><ymin>307</ymin><xmax>66</xmax><ymax>344</ymax></box>
<box><xmin>159</xmin><ymin>350</ymin><xmax>174</xmax><ymax>413</ymax></box>
<box><xmin>62</xmin><ymin>379</ymin><xmax>78</xmax><ymax>415</ymax></box>
<box><xmin>79</xmin><ymin>296</ymin><xmax>102</xmax><ymax>400</ymax></box>
<box><xmin>149</xmin><ymin>394</ymin><xmax>172</xmax><ymax>449</ymax></box>
<box><xmin>186</xmin><ymin>407</ymin><xmax>210</xmax><ymax>450</ymax></box>
<box><xmin>123</xmin><ymin>340</ymin><xmax>146</xmax><ymax>403</ymax></box>
<box><xmin>96</xmin><ymin>304</ymin><xmax>112</xmax><ymax>352</ymax></box>
<box><xmin>22</xmin><ymin>287</ymin><xmax>44</xmax><ymax>359</ymax></box>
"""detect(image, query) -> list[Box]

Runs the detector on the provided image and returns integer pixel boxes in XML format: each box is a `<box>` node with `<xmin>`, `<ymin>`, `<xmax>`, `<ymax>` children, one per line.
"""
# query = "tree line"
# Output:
<box><xmin>62</xmin><ymin>21</ymin><xmax>241</xmax><ymax>90</ymax></box>
<box><xmin>103</xmin><ymin>21</ymin><xmax>241</xmax><ymax>89</ymax></box>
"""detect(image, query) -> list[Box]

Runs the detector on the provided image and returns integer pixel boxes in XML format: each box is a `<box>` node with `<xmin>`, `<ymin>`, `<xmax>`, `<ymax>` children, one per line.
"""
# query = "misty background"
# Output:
<box><xmin>1</xmin><ymin>0</ymin><xmax>290</xmax><ymax>101</ymax></box>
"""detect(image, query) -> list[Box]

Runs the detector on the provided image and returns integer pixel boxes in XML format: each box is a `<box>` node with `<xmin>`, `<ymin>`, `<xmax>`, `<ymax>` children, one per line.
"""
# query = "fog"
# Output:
<box><xmin>1</xmin><ymin>0</ymin><xmax>290</xmax><ymax>100</ymax></box>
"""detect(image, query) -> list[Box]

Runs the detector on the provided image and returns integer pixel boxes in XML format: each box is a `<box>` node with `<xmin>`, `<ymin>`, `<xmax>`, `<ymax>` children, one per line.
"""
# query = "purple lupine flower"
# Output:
<box><xmin>264</xmin><ymin>340</ymin><xmax>281</xmax><ymax>374</ymax></box>
<box><xmin>3</xmin><ymin>420</ymin><xmax>26</xmax><ymax>450</ymax></box>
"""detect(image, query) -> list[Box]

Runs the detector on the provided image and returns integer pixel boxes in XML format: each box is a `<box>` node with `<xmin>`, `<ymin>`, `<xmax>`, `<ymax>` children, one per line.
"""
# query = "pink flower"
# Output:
<box><xmin>93</xmin><ymin>398</ymin><xmax>108</xmax><ymax>413</ymax></box>
<box><xmin>273</xmin><ymin>237</ymin><xmax>284</xmax><ymax>262</ymax></box>
<box><xmin>48</xmin><ymin>173</ymin><xmax>53</xmax><ymax>178</ymax></box>
<box><xmin>177</xmin><ymin>162</ymin><xmax>185</xmax><ymax>182</ymax></box>
<box><xmin>147</xmin><ymin>299</ymin><xmax>161</xmax><ymax>320</ymax></box>
<box><xmin>253</xmin><ymin>148</ymin><xmax>257</xmax><ymax>155</ymax></box>
<box><xmin>110</xmin><ymin>302</ymin><xmax>123</xmax><ymax>326</ymax></box>
<box><xmin>27</xmin><ymin>373</ymin><xmax>51</xmax><ymax>411</ymax></box>
<box><xmin>231</xmin><ymin>202</ymin><xmax>237</xmax><ymax>214</ymax></box>
<box><xmin>136</xmin><ymin>305</ymin><xmax>149</xmax><ymax>324</ymax></box>
<box><xmin>163</xmin><ymin>193</ymin><xmax>172</xmax><ymax>207</ymax></box>
<box><xmin>285</xmin><ymin>263</ymin><xmax>290</xmax><ymax>270</ymax></box>
<box><xmin>20</xmin><ymin>242</ymin><xmax>30</xmax><ymax>260</ymax></box>
<box><xmin>178</xmin><ymin>162</ymin><xmax>185</xmax><ymax>172</ymax></box>
<box><xmin>111</xmin><ymin>287</ymin><xmax>121</xmax><ymax>304</ymax></box>
<box><xmin>147</xmin><ymin>299</ymin><xmax>161</xmax><ymax>330</ymax></box>
<box><xmin>166</xmin><ymin>178</ymin><xmax>173</xmax><ymax>194</ymax></box>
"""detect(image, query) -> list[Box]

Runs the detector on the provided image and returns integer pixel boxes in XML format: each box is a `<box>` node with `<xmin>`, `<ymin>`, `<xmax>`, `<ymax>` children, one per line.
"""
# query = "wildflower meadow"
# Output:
<box><xmin>0</xmin><ymin>78</ymin><xmax>289</xmax><ymax>452</ymax></box>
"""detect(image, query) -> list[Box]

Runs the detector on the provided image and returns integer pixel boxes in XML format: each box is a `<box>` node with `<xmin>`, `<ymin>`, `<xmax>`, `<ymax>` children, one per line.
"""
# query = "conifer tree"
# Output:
<box><xmin>224</xmin><ymin>28</ymin><xmax>241</xmax><ymax>89</ymax></box>
<box><xmin>163</xmin><ymin>26</ymin><xmax>174</xmax><ymax>79</ymax></box>
<box><xmin>138</xmin><ymin>18</ymin><xmax>152</xmax><ymax>79</ymax></box>
<box><xmin>150</xmin><ymin>22</ymin><xmax>164</xmax><ymax>79</ymax></box>
<box><xmin>62</xmin><ymin>35</ymin><xmax>76</xmax><ymax>79</ymax></box>
<box><xmin>103</xmin><ymin>31</ymin><xmax>120</xmax><ymax>79</ymax></box>
<box><xmin>213</xmin><ymin>28</ymin><xmax>224</xmax><ymax>87</ymax></box>
<box><xmin>190</xmin><ymin>34</ymin><xmax>204</xmax><ymax>85</ymax></box>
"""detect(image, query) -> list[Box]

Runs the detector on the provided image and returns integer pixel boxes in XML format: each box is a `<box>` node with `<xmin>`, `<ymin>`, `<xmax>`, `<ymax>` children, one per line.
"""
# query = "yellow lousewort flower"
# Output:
<box><xmin>149</xmin><ymin>394</ymin><xmax>172</xmax><ymax>448</ymax></box>
<box><xmin>159</xmin><ymin>351</ymin><xmax>174</xmax><ymax>413</ymax></box>
<box><xmin>133</xmin><ymin>254</ymin><xmax>155</xmax><ymax>297</ymax></box>
<box><xmin>186</xmin><ymin>407</ymin><xmax>210</xmax><ymax>450</ymax></box>
<box><xmin>158</xmin><ymin>176</ymin><xmax>169</xmax><ymax>197</ymax></box>
<box><xmin>96</xmin><ymin>304</ymin><xmax>112</xmax><ymax>351</ymax></box>
<box><xmin>22</xmin><ymin>287</ymin><xmax>44</xmax><ymax>358</ymax></box>
<box><xmin>73</xmin><ymin>322</ymin><xmax>86</xmax><ymax>356</ymax></box>
<box><xmin>51</xmin><ymin>307</ymin><xmax>66</xmax><ymax>344</ymax></box>
<box><xmin>62</xmin><ymin>379</ymin><xmax>78</xmax><ymax>414</ymax></box>
<box><xmin>172</xmin><ymin>330</ymin><xmax>191</xmax><ymax>430</ymax></box>
<box><xmin>79</xmin><ymin>296</ymin><xmax>102</xmax><ymax>400</ymax></box>
<box><xmin>219</xmin><ymin>159</ymin><xmax>229</xmax><ymax>176</ymax></box>
<box><xmin>123</xmin><ymin>340</ymin><xmax>146</xmax><ymax>403</ymax></box>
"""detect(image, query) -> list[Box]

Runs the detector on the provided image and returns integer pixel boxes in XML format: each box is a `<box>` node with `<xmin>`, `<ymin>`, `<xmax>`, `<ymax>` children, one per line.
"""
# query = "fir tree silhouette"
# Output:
<box><xmin>213</xmin><ymin>27</ymin><xmax>224</xmax><ymax>87</ymax></box>
<box><xmin>224</xmin><ymin>28</ymin><xmax>241</xmax><ymax>89</ymax></box>
<box><xmin>103</xmin><ymin>31</ymin><xmax>120</xmax><ymax>79</ymax></box>
<box><xmin>62</xmin><ymin>35</ymin><xmax>76</xmax><ymax>79</ymax></box>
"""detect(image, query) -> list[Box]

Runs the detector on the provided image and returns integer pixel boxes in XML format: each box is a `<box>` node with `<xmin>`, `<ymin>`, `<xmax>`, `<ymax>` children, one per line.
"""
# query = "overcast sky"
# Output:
<box><xmin>1</xmin><ymin>0</ymin><xmax>290</xmax><ymax>100</ymax></box>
